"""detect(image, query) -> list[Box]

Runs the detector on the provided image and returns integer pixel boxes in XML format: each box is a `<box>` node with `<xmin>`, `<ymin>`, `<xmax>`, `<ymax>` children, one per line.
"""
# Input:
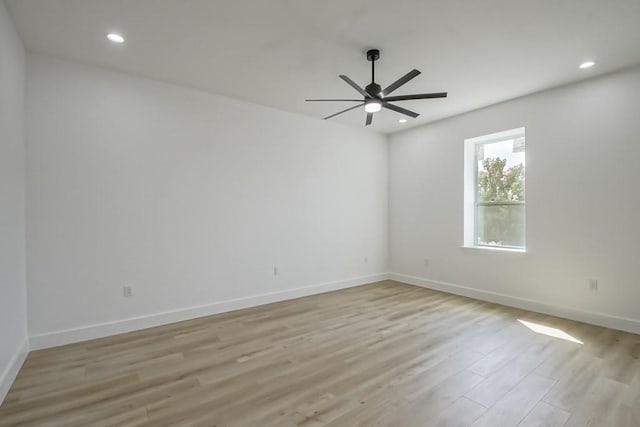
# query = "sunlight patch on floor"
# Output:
<box><xmin>517</xmin><ymin>319</ymin><xmax>583</xmax><ymax>344</ymax></box>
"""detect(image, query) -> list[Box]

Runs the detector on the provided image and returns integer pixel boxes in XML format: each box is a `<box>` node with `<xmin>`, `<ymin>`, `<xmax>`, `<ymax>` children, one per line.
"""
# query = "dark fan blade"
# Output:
<box><xmin>382</xmin><ymin>69</ymin><xmax>421</xmax><ymax>96</ymax></box>
<box><xmin>365</xmin><ymin>112</ymin><xmax>373</xmax><ymax>126</ymax></box>
<box><xmin>306</xmin><ymin>99</ymin><xmax>363</xmax><ymax>102</ymax></box>
<box><xmin>339</xmin><ymin>75</ymin><xmax>369</xmax><ymax>97</ymax></box>
<box><xmin>382</xmin><ymin>92</ymin><xmax>447</xmax><ymax>102</ymax></box>
<box><xmin>383</xmin><ymin>102</ymin><xmax>419</xmax><ymax>118</ymax></box>
<box><xmin>323</xmin><ymin>104</ymin><xmax>362</xmax><ymax>120</ymax></box>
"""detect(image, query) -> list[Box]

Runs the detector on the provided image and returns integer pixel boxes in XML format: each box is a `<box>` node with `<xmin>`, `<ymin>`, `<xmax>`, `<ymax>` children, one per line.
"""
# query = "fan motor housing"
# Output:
<box><xmin>365</xmin><ymin>83</ymin><xmax>382</xmax><ymax>98</ymax></box>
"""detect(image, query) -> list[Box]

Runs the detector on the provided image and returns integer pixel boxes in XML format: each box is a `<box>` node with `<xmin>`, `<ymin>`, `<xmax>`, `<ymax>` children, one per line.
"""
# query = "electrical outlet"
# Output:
<box><xmin>589</xmin><ymin>279</ymin><xmax>598</xmax><ymax>291</ymax></box>
<box><xmin>123</xmin><ymin>285</ymin><xmax>134</xmax><ymax>297</ymax></box>
<box><xmin>273</xmin><ymin>266</ymin><xmax>279</xmax><ymax>276</ymax></box>
<box><xmin>364</xmin><ymin>256</ymin><xmax>368</xmax><ymax>264</ymax></box>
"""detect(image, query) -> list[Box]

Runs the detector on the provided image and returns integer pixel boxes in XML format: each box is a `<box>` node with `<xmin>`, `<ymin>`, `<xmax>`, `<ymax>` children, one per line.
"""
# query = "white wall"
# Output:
<box><xmin>19</xmin><ymin>45</ymin><xmax>640</xmax><ymax>353</ymax></box>
<box><xmin>389</xmin><ymin>66</ymin><xmax>640</xmax><ymax>332</ymax></box>
<box><xmin>26</xmin><ymin>55</ymin><xmax>388</xmax><ymax>347</ymax></box>
<box><xmin>0</xmin><ymin>1</ymin><xmax>28</xmax><ymax>402</ymax></box>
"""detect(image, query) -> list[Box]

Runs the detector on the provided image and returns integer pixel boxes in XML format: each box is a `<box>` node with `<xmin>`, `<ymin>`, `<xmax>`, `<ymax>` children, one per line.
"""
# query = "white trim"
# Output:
<box><xmin>0</xmin><ymin>338</ymin><xmax>29</xmax><ymax>405</ymax></box>
<box><xmin>464</xmin><ymin>127</ymin><xmax>526</xmax><ymax>145</ymax></box>
<box><xmin>389</xmin><ymin>273</ymin><xmax>640</xmax><ymax>335</ymax></box>
<box><xmin>463</xmin><ymin>136</ymin><xmax>476</xmax><ymax>247</ymax></box>
<box><xmin>29</xmin><ymin>273</ymin><xmax>390</xmax><ymax>350</ymax></box>
<box><xmin>461</xmin><ymin>246</ymin><xmax>527</xmax><ymax>254</ymax></box>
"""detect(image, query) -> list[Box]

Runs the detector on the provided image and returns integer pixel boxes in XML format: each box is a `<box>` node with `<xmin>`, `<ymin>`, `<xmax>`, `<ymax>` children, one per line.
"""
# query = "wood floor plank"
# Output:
<box><xmin>431</xmin><ymin>397</ymin><xmax>487</xmax><ymax>427</ymax></box>
<box><xmin>464</xmin><ymin>341</ymin><xmax>556</xmax><ymax>408</ymax></box>
<box><xmin>470</xmin><ymin>373</ymin><xmax>557</xmax><ymax>426</ymax></box>
<box><xmin>517</xmin><ymin>401</ymin><xmax>571</xmax><ymax>427</ymax></box>
<box><xmin>0</xmin><ymin>280</ymin><xmax>638</xmax><ymax>426</ymax></box>
<box><xmin>563</xmin><ymin>376</ymin><xmax>630</xmax><ymax>427</ymax></box>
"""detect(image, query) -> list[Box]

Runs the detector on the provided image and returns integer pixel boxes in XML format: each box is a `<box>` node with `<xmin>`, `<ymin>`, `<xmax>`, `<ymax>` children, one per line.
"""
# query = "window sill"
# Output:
<box><xmin>461</xmin><ymin>245</ymin><xmax>527</xmax><ymax>254</ymax></box>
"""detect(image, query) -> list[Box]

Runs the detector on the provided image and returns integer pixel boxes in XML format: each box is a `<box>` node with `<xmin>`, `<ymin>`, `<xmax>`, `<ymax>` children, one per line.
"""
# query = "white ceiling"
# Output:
<box><xmin>6</xmin><ymin>0</ymin><xmax>640</xmax><ymax>134</ymax></box>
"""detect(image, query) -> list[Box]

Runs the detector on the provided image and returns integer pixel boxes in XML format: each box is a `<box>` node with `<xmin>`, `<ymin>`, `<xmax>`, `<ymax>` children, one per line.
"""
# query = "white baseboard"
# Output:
<box><xmin>0</xmin><ymin>338</ymin><xmax>29</xmax><ymax>406</ymax></box>
<box><xmin>27</xmin><ymin>271</ymin><xmax>638</xmax><ymax>353</ymax></box>
<box><xmin>390</xmin><ymin>273</ymin><xmax>640</xmax><ymax>335</ymax></box>
<box><xmin>30</xmin><ymin>273</ymin><xmax>390</xmax><ymax>350</ymax></box>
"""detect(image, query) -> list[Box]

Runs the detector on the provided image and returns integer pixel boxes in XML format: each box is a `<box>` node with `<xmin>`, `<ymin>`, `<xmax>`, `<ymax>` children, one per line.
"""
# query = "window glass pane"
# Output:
<box><xmin>477</xmin><ymin>203</ymin><xmax>525</xmax><ymax>247</ymax></box>
<box><xmin>475</xmin><ymin>135</ymin><xmax>525</xmax><ymax>248</ymax></box>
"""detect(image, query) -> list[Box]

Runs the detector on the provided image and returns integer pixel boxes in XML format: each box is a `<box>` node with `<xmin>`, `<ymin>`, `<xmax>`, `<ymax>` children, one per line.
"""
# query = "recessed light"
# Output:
<box><xmin>107</xmin><ymin>33</ymin><xmax>125</xmax><ymax>43</ymax></box>
<box><xmin>579</xmin><ymin>61</ymin><xmax>595</xmax><ymax>69</ymax></box>
<box><xmin>399</xmin><ymin>119</ymin><xmax>407</xmax><ymax>123</ymax></box>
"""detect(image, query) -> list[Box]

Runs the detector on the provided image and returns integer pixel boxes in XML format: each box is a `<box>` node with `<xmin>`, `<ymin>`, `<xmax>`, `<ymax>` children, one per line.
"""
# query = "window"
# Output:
<box><xmin>464</xmin><ymin>128</ymin><xmax>525</xmax><ymax>250</ymax></box>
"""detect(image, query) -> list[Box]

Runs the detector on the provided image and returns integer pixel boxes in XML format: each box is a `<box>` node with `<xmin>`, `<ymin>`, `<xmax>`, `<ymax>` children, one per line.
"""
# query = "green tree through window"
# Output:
<box><xmin>476</xmin><ymin>157</ymin><xmax>525</xmax><ymax>247</ymax></box>
<box><xmin>478</xmin><ymin>158</ymin><xmax>524</xmax><ymax>203</ymax></box>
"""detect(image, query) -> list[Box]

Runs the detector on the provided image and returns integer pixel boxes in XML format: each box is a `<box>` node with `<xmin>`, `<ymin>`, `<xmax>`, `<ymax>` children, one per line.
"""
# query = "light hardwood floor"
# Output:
<box><xmin>1</xmin><ymin>281</ymin><xmax>639</xmax><ymax>426</ymax></box>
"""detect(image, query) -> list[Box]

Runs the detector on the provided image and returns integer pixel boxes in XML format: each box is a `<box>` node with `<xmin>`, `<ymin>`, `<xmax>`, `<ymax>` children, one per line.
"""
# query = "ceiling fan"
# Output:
<box><xmin>306</xmin><ymin>49</ymin><xmax>447</xmax><ymax>126</ymax></box>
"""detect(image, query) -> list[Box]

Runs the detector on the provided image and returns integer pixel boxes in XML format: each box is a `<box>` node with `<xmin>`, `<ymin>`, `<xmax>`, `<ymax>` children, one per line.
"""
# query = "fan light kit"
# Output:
<box><xmin>107</xmin><ymin>33</ymin><xmax>125</xmax><ymax>43</ymax></box>
<box><xmin>365</xmin><ymin>100</ymin><xmax>382</xmax><ymax>113</ymax></box>
<box><xmin>307</xmin><ymin>49</ymin><xmax>447</xmax><ymax>126</ymax></box>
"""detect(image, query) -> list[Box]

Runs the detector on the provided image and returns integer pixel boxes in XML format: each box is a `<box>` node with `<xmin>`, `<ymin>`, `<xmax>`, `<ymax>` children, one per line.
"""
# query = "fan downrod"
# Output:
<box><xmin>366</xmin><ymin>49</ymin><xmax>382</xmax><ymax>96</ymax></box>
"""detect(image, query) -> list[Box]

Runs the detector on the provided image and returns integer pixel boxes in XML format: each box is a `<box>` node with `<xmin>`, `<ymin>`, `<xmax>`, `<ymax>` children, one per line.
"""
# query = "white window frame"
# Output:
<box><xmin>463</xmin><ymin>127</ymin><xmax>526</xmax><ymax>252</ymax></box>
